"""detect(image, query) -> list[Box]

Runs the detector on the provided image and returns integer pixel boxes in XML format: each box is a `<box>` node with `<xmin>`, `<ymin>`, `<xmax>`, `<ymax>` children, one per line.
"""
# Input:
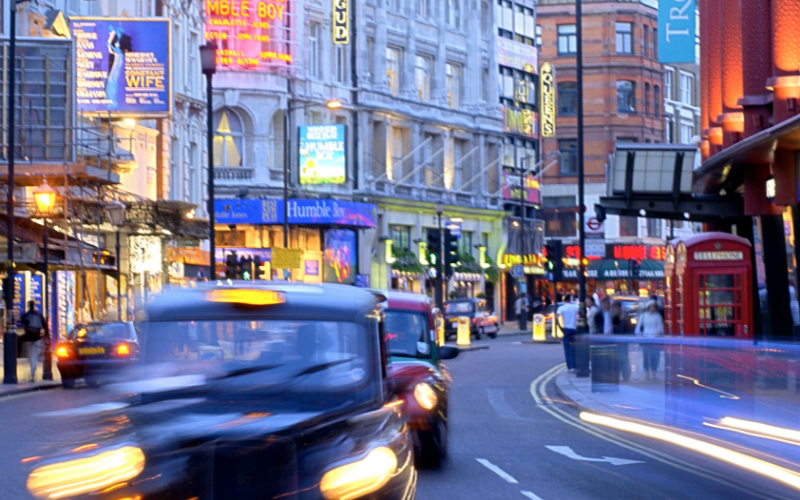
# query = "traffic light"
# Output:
<box><xmin>240</xmin><ymin>256</ymin><xmax>252</xmax><ymax>280</ymax></box>
<box><xmin>225</xmin><ymin>253</ymin><xmax>237</xmax><ymax>279</ymax></box>
<box><xmin>594</xmin><ymin>204</ymin><xmax>607</xmax><ymax>223</ymax></box>
<box><xmin>631</xmin><ymin>259</ymin><xmax>641</xmax><ymax>278</ymax></box>
<box><xmin>253</xmin><ymin>255</ymin><xmax>262</xmax><ymax>280</ymax></box>
<box><xmin>544</xmin><ymin>240</ymin><xmax>563</xmax><ymax>281</ymax></box>
<box><xmin>444</xmin><ymin>228</ymin><xmax>459</xmax><ymax>278</ymax></box>
<box><xmin>426</xmin><ymin>230</ymin><xmax>441</xmax><ymax>267</ymax></box>
<box><xmin>258</xmin><ymin>260</ymin><xmax>270</xmax><ymax>280</ymax></box>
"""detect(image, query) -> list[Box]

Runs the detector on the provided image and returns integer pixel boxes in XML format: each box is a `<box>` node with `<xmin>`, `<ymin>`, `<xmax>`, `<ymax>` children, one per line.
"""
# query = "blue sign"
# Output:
<box><xmin>12</xmin><ymin>274</ymin><xmax>25</xmax><ymax>321</ymax></box>
<box><xmin>299</xmin><ymin>125</ymin><xmax>347</xmax><ymax>185</ymax></box>
<box><xmin>445</xmin><ymin>219</ymin><xmax>462</xmax><ymax>238</ymax></box>
<box><xmin>214</xmin><ymin>198</ymin><xmax>377</xmax><ymax>228</ymax></box>
<box><xmin>658</xmin><ymin>0</ymin><xmax>696</xmax><ymax>63</ymax></box>
<box><xmin>215</xmin><ymin>247</ymin><xmax>272</xmax><ymax>263</ymax></box>
<box><xmin>305</xmin><ymin>260</ymin><xmax>320</xmax><ymax>276</ymax></box>
<box><xmin>30</xmin><ymin>275</ymin><xmax>43</xmax><ymax>315</ymax></box>
<box><xmin>510</xmin><ymin>265</ymin><xmax>524</xmax><ymax>279</ymax></box>
<box><xmin>71</xmin><ymin>18</ymin><xmax>171</xmax><ymax>115</ymax></box>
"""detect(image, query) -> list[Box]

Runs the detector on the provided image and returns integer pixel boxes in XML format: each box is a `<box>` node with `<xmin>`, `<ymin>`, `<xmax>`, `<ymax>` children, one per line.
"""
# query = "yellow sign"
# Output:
<box><xmin>540</xmin><ymin>62</ymin><xmax>556</xmax><ymax>138</ymax></box>
<box><xmin>332</xmin><ymin>0</ymin><xmax>350</xmax><ymax>44</ymax></box>
<box><xmin>533</xmin><ymin>314</ymin><xmax>546</xmax><ymax>341</ymax></box>
<box><xmin>457</xmin><ymin>316</ymin><xmax>471</xmax><ymax>347</ymax></box>
<box><xmin>272</xmin><ymin>248</ymin><xmax>302</xmax><ymax>269</ymax></box>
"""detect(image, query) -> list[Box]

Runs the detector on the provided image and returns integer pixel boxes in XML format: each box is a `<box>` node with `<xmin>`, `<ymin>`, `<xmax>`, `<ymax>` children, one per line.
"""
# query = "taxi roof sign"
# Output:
<box><xmin>206</xmin><ymin>289</ymin><xmax>286</xmax><ymax>306</ymax></box>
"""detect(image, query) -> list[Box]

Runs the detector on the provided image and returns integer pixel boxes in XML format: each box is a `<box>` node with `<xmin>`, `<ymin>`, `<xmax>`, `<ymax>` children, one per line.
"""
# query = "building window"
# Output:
<box><xmin>213</xmin><ymin>109</ymin><xmax>244</xmax><ymax>167</ymax></box>
<box><xmin>644</xmin><ymin>25</ymin><xmax>650</xmax><ymax>58</ymax></box>
<box><xmin>615</xmin><ymin>22</ymin><xmax>633</xmax><ymax>54</ymax></box>
<box><xmin>481</xmin><ymin>2</ymin><xmax>489</xmax><ymax>36</ymax></box>
<box><xmin>416</xmin><ymin>0</ymin><xmax>428</xmax><ymax>18</ymax></box>
<box><xmin>665</xmin><ymin>68</ymin><xmax>674</xmax><ymax>100</ymax></box>
<box><xmin>644</xmin><ymin>83</ymin><xmax>650</xmax><ymax>115</ymax></box>
<box><xmin>535</xmin><ymin>25</ymin><xmax>542</xmax><ymax>47</ymax></box>
<box><xmin>188</xmin><ymin>33</ymin><xmax>198</xmax><ymax>93</ymax></box>
<box><xmin>309</xmin><ymin>22</ymin><xmax>321</xmax><ymax>79</ymax></box>
<box><xmin>335</xmin><ymin>45</ymin><xmax>346</xmax><ymax>84</ymax></box>
<box><xmin>619</xmin><ymin>216</ymin><xmax>638</xmax><ymax>237</ymax></box>
<box><xmin>666</xmin><ymin>117</ymin><xmax>674</xmax><ymax>143</ymax></box>
<box><xmin>558</xmin><ymin>139</ymin><xmax>577</xmax><ymax>175</ymax></box>
<box><xmin>557</xmin><ymin>25</ymin><xmax>577</xmax><ymax>55</ymax></box>
<box><xmin>543</xmin><ymin>196</ymin><xmax>577</xmax><ymax>238</ymax></box>
<box><xmin>558</xmin><ymin>82</ymin><xmax>577</xmax><ymax>115</ymax></box>
<box><xmin>386</xmin><ymin>47</ymin><xmax>401</xmax><ymax>96</ymax></box>
<box><xmin>446</xmin><ymin>62</ymin><xmax>461</xmax><ymax>109</ymax></box>
<box><xmin>654</xmin><ymin>85</ymin><xmax>661</xmax><ymax>116</ymax></box>
<box><xmin>170</xmin><ymin>137</ymin><xmax>180</xmax><ymax>198</ymax></box>
<box><xmin>415</xmin><ymin>55</ymin><xmax>431</xmax><ymax>102</ymax></box>
<box><xmin>390</xmin><ymin>126</ymin><xmax>405</xmax><ymax>180</ymax></box>
<box><xmin>617</xmin><ymin>80</ymin><xmax>636</xmax><ymax>113</ymax></box>
<box><xmin>647</xmin><ymin>218</ymin><xmax>662</xmax><ymax>238</ymax></box>
<box><xmin>653</xmin><ymin>28</ymin><xmax>658</xmax><ymax>59</ymax></box>
<box><xmin>366</xmin><ymin>37</ymin><xmax>375</xmax><ymax>80</ymax></box>
<box><xmin>447</xmin><ymin>0</ymin><xmax>460</xmax><ymax>29</ymax></box>
<box><xmin>680</xmin><ymin>122</ymin><xmax>694</xmax><ymax>144</ymax></box>
<box><xmin>679</xmin><ymin>72</ymin><xmax>693</xmax><ymax>105</ymax></box>
<box><xmin>390</xmin><ymin>225</ymin><xmax>412</xmax><ymax>250</ymax></box>
<box><xmin>458</xmin><ymin>231</ymin><xmax>473</xmax><ymax>255</ymax></box>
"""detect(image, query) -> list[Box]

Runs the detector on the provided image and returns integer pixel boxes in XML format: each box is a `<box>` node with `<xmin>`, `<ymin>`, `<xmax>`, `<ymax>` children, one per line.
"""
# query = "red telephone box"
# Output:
<box><xmin>674</xmin><ymin>233</ymin><xmax>752</xmax><ymax>338</ymax></box>
<box><xmin>663</xmin><ymin>239</ymin><xmax>682</xmax><ymax>336</ymax></box>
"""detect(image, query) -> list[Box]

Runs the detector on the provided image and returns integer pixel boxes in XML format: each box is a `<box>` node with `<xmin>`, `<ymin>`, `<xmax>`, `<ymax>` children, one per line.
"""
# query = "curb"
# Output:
<box><xmin>551</xmin><ymin>369</ymin><xmax>595</xmax><ymax>414</ymax></box>
<box><xmin>457</xmin><ymin>344</ymin><xmax>490</xmax><ymax>351</ymax></box>
<box><xmin>520</xmin><ymin>339</ymin><xmax>562</xmax><ymax>345</ymax></box>
<box><xmin>0</xmin><ymin>381</ymin><xmax>60</xmax><ymax>399</ymax></box>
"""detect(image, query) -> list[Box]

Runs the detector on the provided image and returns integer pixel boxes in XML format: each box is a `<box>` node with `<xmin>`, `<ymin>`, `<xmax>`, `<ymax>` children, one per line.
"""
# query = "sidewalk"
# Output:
<box><xmin>0</xmin><ymin>344</ymin><xmax>62</xmax><ymax>397</ymax></box>
<box><xmin>498</xmin><ymin>323</ymin><xmax>530</xmax><ymax>336</ymax></box>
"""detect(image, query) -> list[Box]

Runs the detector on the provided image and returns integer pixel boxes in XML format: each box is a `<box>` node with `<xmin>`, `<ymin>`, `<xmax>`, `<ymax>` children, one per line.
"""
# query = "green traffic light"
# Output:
<box><xmin>242</xmin><ymin>271</ymin><xmax>251</xmax><ymax>280</ymax></box>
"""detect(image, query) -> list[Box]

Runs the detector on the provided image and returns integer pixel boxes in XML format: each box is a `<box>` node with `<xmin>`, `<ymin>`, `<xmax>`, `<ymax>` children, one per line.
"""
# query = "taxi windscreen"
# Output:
<box><xmin>70</xmin><ymin>323</ymin><xmax>133</xmax><ymax>341</ymax></box>
<box><xmin>445</xmin><ymin>302</ymin><xmax>473</xmax><ymax>314</ymax></box>
<box><xmin>384</xmin><ymin>311</ymin><xmax>429</xmax><ymax>358</ymax></box>
<box><xmin>140</xmin><ymin>320</ymin><xmax>376</xmax><ymax>395</ymax></box>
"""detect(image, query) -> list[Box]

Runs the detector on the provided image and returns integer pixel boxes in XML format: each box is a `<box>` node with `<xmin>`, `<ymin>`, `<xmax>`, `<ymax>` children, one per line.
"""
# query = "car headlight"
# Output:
<box><xmin>27</xmin><ymin>446</ymin><xmax>145</xmax><ymax>499</ymax></box>
<box><xmin>320</xmin><ymin>447</ymin><xmax>398</xmax><ymax>500</ymax></box>
<box><xmin>414</xmin><ymin>382</ymin><xmax>438</xmax><ymax>410</ymax></box>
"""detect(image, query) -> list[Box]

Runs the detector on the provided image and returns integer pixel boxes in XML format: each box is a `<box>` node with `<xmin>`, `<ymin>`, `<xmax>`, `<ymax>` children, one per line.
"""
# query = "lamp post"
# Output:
<box><xmin>435</xmin><ymin>201</ymin><xmax>444</xmax><ymax>309</ymax></box>
<box><xmin>32</xmin><ymin>179</ymin><xmax>57</xmax><ymax>381</ymax></box>
<box><xmin>104</xmin><ymin>200</ymin><xmax>126</xmax><ymax>320</ymax></box>
<box><xmin>282</xmin><ymin>99</ymin><xmax>342</xmax><ymax>249</ymax></box>
<box><xmin>199</xmin><ymin>43</ymin><xmax>217</xmax><ymax>278</ymax></box>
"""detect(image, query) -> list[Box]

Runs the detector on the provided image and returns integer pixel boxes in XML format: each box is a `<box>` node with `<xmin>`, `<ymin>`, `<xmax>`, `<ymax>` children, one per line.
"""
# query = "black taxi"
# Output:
<box><xmin>26</xmin><ymin>283</ymin><xmax>416</xmax><ymax>500</ymax></box>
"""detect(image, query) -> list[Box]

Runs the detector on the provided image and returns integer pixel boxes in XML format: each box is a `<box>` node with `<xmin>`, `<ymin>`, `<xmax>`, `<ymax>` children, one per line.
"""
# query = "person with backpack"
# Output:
<box><xmin>20</xmin><ymin>301</ymin><xmax>45</xmax><ymax>382</ymax></box>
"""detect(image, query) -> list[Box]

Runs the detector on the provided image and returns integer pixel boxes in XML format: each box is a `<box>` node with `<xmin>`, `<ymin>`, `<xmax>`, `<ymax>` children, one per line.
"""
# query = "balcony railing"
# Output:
<box><xmin>214</xmin><ymin>166</ymin><xmax>255</xmax><ymax>182</ymax></box>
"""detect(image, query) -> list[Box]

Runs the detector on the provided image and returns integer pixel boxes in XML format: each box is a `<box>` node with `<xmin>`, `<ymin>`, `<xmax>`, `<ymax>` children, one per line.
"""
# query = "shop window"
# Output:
<box><xmin>543</xmin><ymin>196</ymin><xmax>576</xmax><ymax>238</ymax></box>
<box><xmin>213</xmin><ymin>109</ymin><xmax>244</xmax><ymax>167</ymax></box>
<box><xmin>619</xmin><ymin>216</ymin><xmax>638</xmax><ymax>237</ymax></box>
<box><xmin>558</xmin><ymin>82</ymin><xmax>577</xmax><ymax>116</ymax></box>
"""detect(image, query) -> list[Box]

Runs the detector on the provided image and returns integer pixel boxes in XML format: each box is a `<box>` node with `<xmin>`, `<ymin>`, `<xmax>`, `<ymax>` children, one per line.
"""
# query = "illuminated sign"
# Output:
<box><xmin>324</xmin><ymin>229</ymin><xmax>356</xmax><ymax>284</ymax></box>
<box><xmin>502</xmin><ymin>170</ymin><xmax>540</xmax><ymax>203</ymax></box>
<box><xmin>497</xmin><ymin>36</ymin><xmax>537</xmax><ymax>73</ymax></box>
<box><xmin>766</xmin><ymin>176</ymin><xmax>776</xmax><ymax>203</ymax></box>
<box><xmin>540</xmin><ymin>62</ymin><xmax>556</xmax><ymax>137</ymax></box>
<box><xmin>611</xmin><ymin>244</ymin><xmax>666</xmax><ymax>261</ymax></box>
<box><xmin>299</xmin><ymin>124</ymin><xmax>347</xmax><ymax>185</ymax></box>
<box><xmin>71</xmin><ymin>18</ymin><xmax>171</xmax><ymax>115</ymax></box>
<box><xmin>502</xmin><ymin>106</ymin><xmax>538</xmax><ymax>138</ymax></box>
<box><xmin>694</xmin><ymin>251</ymin><xmax>743</xmax><ymax>261</ymax></box>
<box><xmin>205</xmin><ymin>0</ymin><xmax>294</xmax><ymax>72</ymax></box>
<box><xmin>333</xmin><ymin>0</ymin><xmax>350</xmax><ymax>45</ymax></box>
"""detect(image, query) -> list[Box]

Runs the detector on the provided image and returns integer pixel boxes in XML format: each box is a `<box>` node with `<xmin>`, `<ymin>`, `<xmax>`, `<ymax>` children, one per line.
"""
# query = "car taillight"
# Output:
<box><xmin>117</xmin><ymin>344</ymin><xmax>130</xmax><ymax>356</ymax></box>
<box><xmin>55</xmin><ymin>346</ymin><xmax>69</xmax><ymax>358</ymax></box>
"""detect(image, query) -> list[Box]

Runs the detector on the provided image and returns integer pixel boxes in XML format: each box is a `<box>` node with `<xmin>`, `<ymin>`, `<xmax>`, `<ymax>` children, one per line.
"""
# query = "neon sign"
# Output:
<box><xmin>540</xmin><ymin>62</ymin><xmax>556</xmax><ymax>138</ymax></box>
<box><xmin>205</xmin><ymin>0</ymin><xmax>294</xmax><ymax>71</ymax></box>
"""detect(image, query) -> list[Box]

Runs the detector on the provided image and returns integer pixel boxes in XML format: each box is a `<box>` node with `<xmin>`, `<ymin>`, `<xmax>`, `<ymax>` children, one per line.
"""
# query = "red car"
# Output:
<box><xmin>376</xmin><ymin>291</ymin><xmax>459</xmax><ymax>467</ymax></box>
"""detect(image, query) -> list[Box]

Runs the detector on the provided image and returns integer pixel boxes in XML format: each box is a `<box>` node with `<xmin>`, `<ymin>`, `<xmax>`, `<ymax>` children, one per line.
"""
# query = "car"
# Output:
<box><xmin>443</xmin><ymin>298</ymin><xmax>499</xmax><ymax>340</ymax></box>
<box><xmin>378</xmin><ymin>291</ymin><xmax>459</xmax><ymax>468</ymax></box>
<box><xmin>27</xmin><ymin>283</ymin><xmax>416</xmax><ymax>500</ymax></box>
<box><xmin>55</xmin><ymin>322</ymin><xmax>139</xmax><ymax>388</ymax></box>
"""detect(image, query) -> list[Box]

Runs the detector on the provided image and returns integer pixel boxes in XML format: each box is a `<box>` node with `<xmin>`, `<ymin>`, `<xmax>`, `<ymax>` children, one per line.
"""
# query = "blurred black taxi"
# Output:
<box><xmin>443</xmin><ymin>298</ymin><xmax>499</xmax><ymax>340</ymax></box>
<box><xmin>27</xmin><ymin>283</ymin><xmax>415</xmax><ymax>500</ymax></box>
<box><xmin>55</xmin><ymin>322</ymin><xmax>139</xmax><ymax>388</ymax></box>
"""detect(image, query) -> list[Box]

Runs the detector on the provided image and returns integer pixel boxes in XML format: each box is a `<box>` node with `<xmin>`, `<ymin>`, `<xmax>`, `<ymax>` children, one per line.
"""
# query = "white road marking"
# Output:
<box><xmin>476</xmin><ymin>458</ymin><xmax>519</xmax><ymax>483</ymax></box>
<box><xmin>521</xmin><ymin>491</ymin><xmax>545</xmax><ymax>500</ymax></box>
<box><xmin>546</xmin><ymin>445</ymin><xmax>644</xmax><ymax>466</ymax></box>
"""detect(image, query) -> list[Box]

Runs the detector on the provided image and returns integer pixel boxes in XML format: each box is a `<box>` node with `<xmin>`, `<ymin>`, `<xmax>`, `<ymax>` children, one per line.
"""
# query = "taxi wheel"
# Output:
<box><xmin>418</xmin><ymin>421</ymin><xmax>447</xmax><ymax>468</ymax></box>
<box><xmin>489</xmin><ymin>324</ymin><xmax>498</xmax><ymax>339</ymax></box>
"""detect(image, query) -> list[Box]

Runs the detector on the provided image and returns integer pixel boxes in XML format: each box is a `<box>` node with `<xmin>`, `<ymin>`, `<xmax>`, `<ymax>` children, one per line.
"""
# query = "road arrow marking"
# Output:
<box><xmin>476</xmin><ymin>458</ymin><xmax>519</xmax><ymax>483</ymax></box>
<box><xmin>521</xmin><ymin>490</ymin><xmax>545</xmax><ymax>500</ymax></box>
<box><xmin>545</xmin><ymin>445</ymin><xmax>644</xmax><ymax>466</ymax></box>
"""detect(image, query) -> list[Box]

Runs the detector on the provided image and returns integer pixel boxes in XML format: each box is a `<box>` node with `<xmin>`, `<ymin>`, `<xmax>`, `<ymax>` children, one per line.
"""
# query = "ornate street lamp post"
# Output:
<box><xmin>32</xmin><ymin>179</ymin><xmax>57</xmax><ymax>381</ymax></box>
<box><xmin>199</xmin><ymin>43</ymin><xmax>217</xmax><ymax>277</ymax></box>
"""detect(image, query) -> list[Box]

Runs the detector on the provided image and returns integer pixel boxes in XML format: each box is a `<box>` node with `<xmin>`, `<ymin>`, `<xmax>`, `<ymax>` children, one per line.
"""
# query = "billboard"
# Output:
<box><xmin>71</xmin><ymin>18</ymin><xmax>171</xmax><ymax>115</ymax></box>
<box><xmin>324</xmin><ymin>229</ymin><xmax>356</xmax><ymax>284</ymax></box>
<box><xmin>502</xmin><ymin>170</ymin><xmax>540</xmax><ymax>204</ymax></box>
<box><xmin>299</xmin><ymin>124</ymin><xmax>347</xmax><ymax>184</ymax></box>
<box><xmin>658</xmin><ymin>0</ymin><xmax>697</xmax><ymax>63</ymax></box>
<box><xmin>205</xmin><ymin>0</ymin><xmax>295</xmax><ymax>72</ymax></box>
<box><xmin>502</xmin><ymin>106</ymin><xmax>538</xmax><ymax>139</ymax></box>
<box><xmin>497</xmin><ymin>36</ymin><xmax>537</xmax><ymax>73</ymax></box>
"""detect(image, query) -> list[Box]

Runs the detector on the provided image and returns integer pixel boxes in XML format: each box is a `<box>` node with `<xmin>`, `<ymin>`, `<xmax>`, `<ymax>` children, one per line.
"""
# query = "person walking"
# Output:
<box><xmin>594</xmin><ymin>296</ymin><xmax>612</xmax><ymax>334</ymax></box>
<box><xmin>586</xmin><ymin>297</ymin><xmax>600</xmax><ymax>334</ymax></box>
<box><xmin>611</xmin><ymin>301</ymin><xmax>632</xmax><ymax>381</ymax></box>
<box><xmin>557</xmin><ymin>301</ymin><xmax>579</xmax><ymax>371</ymax></box>
<box><xmin>20</xmin><ymin>300</ymin><xmax>45</xmax><ymax>382</ymax></box>
<box><xmin>636</xmin><ymin>300</ymin><xmax>665</xmax><ymax>380</ymax></box>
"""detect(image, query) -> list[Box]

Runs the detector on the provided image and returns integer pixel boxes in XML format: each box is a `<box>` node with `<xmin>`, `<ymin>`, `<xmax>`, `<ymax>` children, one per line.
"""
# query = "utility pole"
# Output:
<box><xmin>519</xmin><ymin>156</ymin><xmax>527</xmax><ymax>331</ymax></box>
<box><xmin>575</xmin><ymin>0</ymin><xmax>590</xmax><ymax>378</ymax></box>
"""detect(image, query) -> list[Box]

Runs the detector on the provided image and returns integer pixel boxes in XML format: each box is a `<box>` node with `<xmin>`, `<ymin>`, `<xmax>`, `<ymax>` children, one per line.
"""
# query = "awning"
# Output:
<box><xmin>562</xmin><ymin>259</ymin><xmax>665</xmax><ymax>281</ymax></box>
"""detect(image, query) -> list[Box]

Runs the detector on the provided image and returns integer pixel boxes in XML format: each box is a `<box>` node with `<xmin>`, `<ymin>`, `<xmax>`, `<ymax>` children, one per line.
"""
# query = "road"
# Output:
<box><xmin>1</xmin><ymin>335</ymin><xmax>798</xmax><ymax>499</ymax></box>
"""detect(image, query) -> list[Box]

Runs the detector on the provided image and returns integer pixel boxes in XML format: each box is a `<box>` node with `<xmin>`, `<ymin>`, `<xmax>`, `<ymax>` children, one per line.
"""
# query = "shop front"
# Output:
<box><xmin>214</xmin><ymin>198</ymin><xmax>377</xmax><ymax>285</ymax></box>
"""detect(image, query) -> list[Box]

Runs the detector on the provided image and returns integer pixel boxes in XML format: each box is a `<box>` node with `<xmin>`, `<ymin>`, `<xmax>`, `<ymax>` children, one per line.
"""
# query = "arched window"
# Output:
<box><xmin>213</xmin><ymin>109</ymin><xmax>244</xmax><ymax>167</ymax></box>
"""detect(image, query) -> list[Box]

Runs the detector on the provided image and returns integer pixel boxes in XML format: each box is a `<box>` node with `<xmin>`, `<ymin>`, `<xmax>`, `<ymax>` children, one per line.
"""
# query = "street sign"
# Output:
<box><xmin>510</xmin><ymin>264</ymin><xmax>524</xmax><ymax>278</ymax></box>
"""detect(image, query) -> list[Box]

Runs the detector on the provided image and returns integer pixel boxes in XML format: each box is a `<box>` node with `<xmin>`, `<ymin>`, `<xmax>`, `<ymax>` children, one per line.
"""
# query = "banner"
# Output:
<box><xmin>658</xmin><ymin>0</ymin><xmax>697</xmax><ymax>63</ymax></box>
<box><xmin>71</xmin><ymin>18</ymin><xmax>171</xmax><ymax>115</ymax></box>
<box><xmin>497</xmin><ymin>36</ymin><xmax>537</xmax><ymax>73</ymax></box>
<box><xmin>502</xmin><ymin>170</ymin><xmax>540</xmax><ymax>204</ymax></box>
<box><xmin>299</xmin><ymin>125</ymin><xmax>347</xmax><ymax>185</ymax></box>
<box><xmin>324</xmin><ymin>229</ymin><xmax>356</xmax><ymax>284</ymax></box>
<box><xmin>214</xmin><ymin>198</ymin><xmax>377</xmax><ymax>227</ymax></box>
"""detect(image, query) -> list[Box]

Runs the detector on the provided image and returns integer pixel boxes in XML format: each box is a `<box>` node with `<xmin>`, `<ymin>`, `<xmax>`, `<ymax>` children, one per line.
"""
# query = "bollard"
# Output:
<box><xmin>591</xmin><ymin>344</ymin><xmax>620</xmax><ymax>392</ymax></box>
<box><xmin>456</xmin><ymin>316</ymin><xmax>471</xmax><ymax>346</ymax></box>
<box><xmin>533</xmin><ymin>314</ymin><xmax>546</xmax><ymax>342</ymax></box>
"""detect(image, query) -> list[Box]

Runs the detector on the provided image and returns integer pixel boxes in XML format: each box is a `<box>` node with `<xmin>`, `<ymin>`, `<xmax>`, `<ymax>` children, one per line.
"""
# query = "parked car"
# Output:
<box><xmin>55</xmin><ymin>322</ymin><xmax>139</xmax><ymax>388</ymax></box>
<box><xmin>443</xmin><ymin>298</ymin><xmax>499</xmax><ymax>340</ymax></box>
<box><xmin>377</xmin><ymin>291</ymin><xmax>459</xmax><ymax>467</ymax></box>
<box><xmin>28</xmin><ymin>283</ymin><xmax>416</xmax><ymax>500</ymax></box>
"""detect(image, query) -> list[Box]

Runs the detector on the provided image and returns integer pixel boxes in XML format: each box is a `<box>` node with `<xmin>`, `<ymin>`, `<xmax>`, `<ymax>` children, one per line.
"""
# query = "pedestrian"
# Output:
<box><xmin>514</xmin><ymin>295</ymin><xmax>526</xmax><ymax>329</ymax></box>
<box><xmin>636</xmin><ymin>300</ymin><xmax>665</xmax><ymax>380</ymax></box>
<box><xmin>557</xmin><ymin>301</ymin><xmax>579</xmax><ymax>371</ymax></box>
<box><xmin>586</xmin><ymin>297</ymin><xmax>600</xmax><ymax>334</ymax></box>
<box><xmin>544</xmin><ymin>294</ymin><xmax>552</xmax><ymax>307</ymax></box>
<box><xmin>611</xmin><ymin>301</ymin><xmax>632</xmax><ymax>381</ymax></box>
<box><xmin>20</xmin><ymin>300</ymin><xmax>45</xmax><ymax>382</ymax></box>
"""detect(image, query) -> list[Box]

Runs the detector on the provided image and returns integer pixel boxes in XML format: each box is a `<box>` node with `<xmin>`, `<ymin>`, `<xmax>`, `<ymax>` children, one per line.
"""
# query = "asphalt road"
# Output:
<box><xmin>1</xmin><ymin>335</ymin><xmax>798</xmax><ymax>499</ymax></box>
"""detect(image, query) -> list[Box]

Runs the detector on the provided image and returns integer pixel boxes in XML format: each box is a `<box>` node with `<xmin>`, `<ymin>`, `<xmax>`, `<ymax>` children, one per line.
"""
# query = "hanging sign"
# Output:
<box><xmin>332</xmin><ymin>0</ymin><xmax>350</xmax><ymax>44</ymax></box>
<box><xmin>540</xmin><ymin>62</ymin><xmax>556</xmax><ymax>138</ymax></box>
<box><xmin>658</xmin><ymin>0</ymin><xmax>697</xmax><ymax>63</ymax></box>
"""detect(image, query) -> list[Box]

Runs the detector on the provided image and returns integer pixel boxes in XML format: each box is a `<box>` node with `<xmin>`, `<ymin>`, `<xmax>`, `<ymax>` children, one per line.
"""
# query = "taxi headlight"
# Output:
<box><xmin>414</xmin><ymin>382</ymin><xmax>438</xmax><ymax>410</ymax></box>
<box><xmin>27</xmin><ymin>446</ymin><xmax>145</xmax><ymax>499</ymax></box>
<box><xmin>320</xmin><ymin>447</ymin><xmax>398</xmax><ymax>500</ymax></box>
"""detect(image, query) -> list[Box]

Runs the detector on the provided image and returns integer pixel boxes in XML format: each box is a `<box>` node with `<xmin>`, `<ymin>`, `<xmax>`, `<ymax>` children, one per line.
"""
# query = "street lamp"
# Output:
<box><xmin>282</xmin><ymin>99</ymin><xmax>344</xmax><ymax>250</ymax></box>
<box><xmin>105</xmin><ymin>200</ymin><xmax>126</xmax><ymax>320</ymax></box>
<box><xmin>32</xmin><ymin>179</ymin><xmax>57</xmax><ymax>381</ymax></box>
<box><xmin>200</xmin><ymin>42</ymin><xmax>217</xmax><ymax>278</ymax></box>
